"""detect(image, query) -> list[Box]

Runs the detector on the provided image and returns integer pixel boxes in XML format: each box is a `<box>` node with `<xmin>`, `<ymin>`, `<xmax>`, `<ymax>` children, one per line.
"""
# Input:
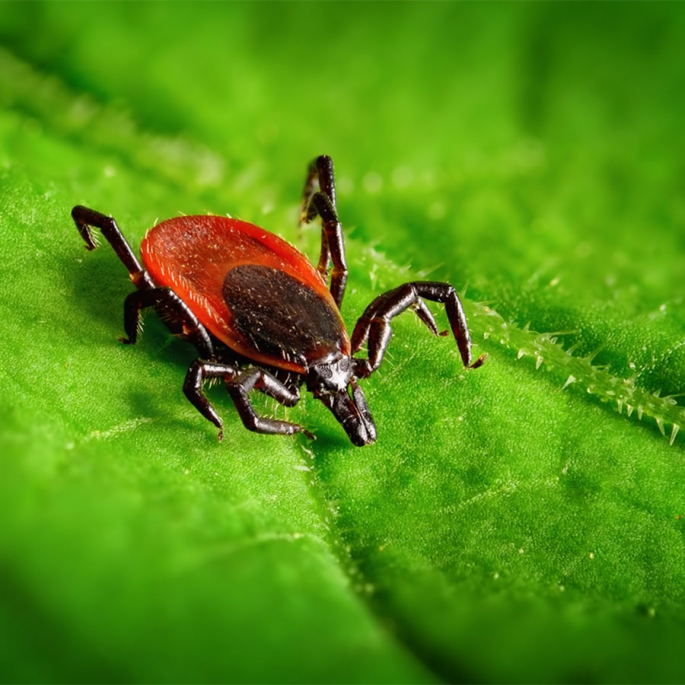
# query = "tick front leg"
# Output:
<box><xmin>299</xmin><ymin>155</ymin><xmax>348</xmax><ymax>308</ymax></box>
<box><xmin>226</xmin><ymin>368</ymin><xmax>313</xmax><ymax>439</ymax></box>
<box><xmin>351</xmin><ymin>282</ymin><xmax>486</xmax><ymax>378</ymax></box>
<box><xmin>71</xmin><ymin>206</ymin><xmax>155</xmax><ymax>291</ymax></box>
<box><xmin>122</xmin><ymin>287</ymin><xmax>214</xmax><ymax>359</ymax></box>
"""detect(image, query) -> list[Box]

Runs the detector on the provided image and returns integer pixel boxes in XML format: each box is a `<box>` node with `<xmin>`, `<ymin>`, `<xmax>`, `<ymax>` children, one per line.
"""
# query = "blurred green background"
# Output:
<box><xmin>2</xmin><ymin>2</ymin><xmax>685</xmax><ymax>682</ymax></box>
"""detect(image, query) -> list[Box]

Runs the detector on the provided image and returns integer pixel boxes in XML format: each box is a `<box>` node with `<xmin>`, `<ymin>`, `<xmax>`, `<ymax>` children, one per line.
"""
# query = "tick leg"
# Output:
<box><xmin>300</xmin><ymin>155</ymin><xmax>348</xmax><ymax>308</ymax></box>
<box><xmin>351</xmin><ymin>282</ymin><xmax>486</xmax><ymax>378</ymax></box>
<box><xmin>227</xmin><ymin>368</ymin><xmax>313</xmax><ymax>439</ymax></box>
<box><xmin>184</xmin><ymin>360</ymin><xmax>239</xmax><ymax>439</ymax></box>
<box><xmin>301</xmin><ymin>155</ymin><xmax>337</xmax><ymax>221</ymax></box>
<box><xmin>71</xmin><ymin>206</ymin><xmax>155</xmax><ymax>291</ymax></box>
<box><xmin>122</xmin><ymin>288</ymin><xmax>214</xmax><ymax>359</ymax></box>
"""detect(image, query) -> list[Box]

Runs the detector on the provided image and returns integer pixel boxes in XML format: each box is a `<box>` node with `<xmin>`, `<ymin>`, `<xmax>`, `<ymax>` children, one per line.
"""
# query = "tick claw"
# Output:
<box><xmin>469</xmin><ymin>353</ymin><xmax>487</xmax><ymax>369</ymax></box>
<box><xmin>300</xmin><ymin>427</ymin><xmax>316</xmax><ymax>441</ymax></box>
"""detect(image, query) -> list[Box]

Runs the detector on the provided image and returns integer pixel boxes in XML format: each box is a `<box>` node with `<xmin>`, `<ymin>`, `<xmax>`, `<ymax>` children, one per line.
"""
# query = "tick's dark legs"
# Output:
<box><xmin>184</xmin><ymin>361</ymin><xmax>310</xmax><ymax>440</ymax></box>
<box><xmin>122</xmin><ymin>288</ymin><xmax>215</xmax><ymax>359</ymax></box>
<box><xmin>72</xmin><ymin>206</ymin><xmax>155</xmax><ymax>291</ymax></box>
<box><xmin>73</xmin><ymin>205</ymin><xmax>215</xmax><ymax>359</ymax></box>
<box><xmin>300</xmin><ymin>156</ymin><xmax>348</xmax><ymax>308</ymax></box>
<box><xmin>183</xmin><ymin>361</ymin><xmax>237</xmax><ymax>438</ymax></box>
<box><xmin>351</xmin><ymin>282</ymin><xmax>487</xmax><ymax>378</ymax></box>
<box><xmin>301</xmin><ymin>155</ymin><xmax>336</xmax><ymax>217</ymax></box>
<box><xmin>227</xmin><ymin>368</ymin><xmax>313</xmax><ymax>439</ymax></box>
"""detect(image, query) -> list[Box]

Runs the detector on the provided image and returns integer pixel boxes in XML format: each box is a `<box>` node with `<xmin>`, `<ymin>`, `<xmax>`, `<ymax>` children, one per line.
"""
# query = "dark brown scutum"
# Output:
<box><xmin>223</xmin><ymin>264</ymin><xmax>346</xmax><ymax>367</ymax></box>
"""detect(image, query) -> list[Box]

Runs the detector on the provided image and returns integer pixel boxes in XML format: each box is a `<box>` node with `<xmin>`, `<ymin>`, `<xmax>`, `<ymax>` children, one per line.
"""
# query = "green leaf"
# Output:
<box><xmin>1</xmin><ymin>3</ymin><xmax>685</xmax><ymax>682</ymax></box>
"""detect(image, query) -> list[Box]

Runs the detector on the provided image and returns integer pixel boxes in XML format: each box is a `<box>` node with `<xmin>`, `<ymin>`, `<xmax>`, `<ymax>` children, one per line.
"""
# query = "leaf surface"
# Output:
<box><xmin>1</xmin><ymin>4</ymin><xmax>685</xmax><ymax>682</ymax></box>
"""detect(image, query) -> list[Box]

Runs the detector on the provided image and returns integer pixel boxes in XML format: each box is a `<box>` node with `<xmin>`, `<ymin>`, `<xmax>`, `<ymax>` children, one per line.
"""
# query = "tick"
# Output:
<box><xmin>72</xmin><ymin>155</ymin><xmax>485</xmax><ymax>446</ymax></box>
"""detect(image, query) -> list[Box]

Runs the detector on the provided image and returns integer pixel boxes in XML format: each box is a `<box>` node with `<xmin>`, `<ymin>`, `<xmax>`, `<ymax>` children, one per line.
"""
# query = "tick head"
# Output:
<box><xmin>307</xmin><ymin>357</ymin><xmax>377</xmax><ymax>447</ymax></box>
<box><xmin>307</xmin><ymin>355</ymin><xmax>353</xmax><ymax>394</ymax></box>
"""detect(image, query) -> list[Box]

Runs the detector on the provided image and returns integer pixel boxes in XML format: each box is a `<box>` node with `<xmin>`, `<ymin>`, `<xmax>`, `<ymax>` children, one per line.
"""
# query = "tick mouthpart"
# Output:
<box><xmin>315</xmin><ymin>381</ymin><xmax>376</xmax><ymax>447</ymax></box>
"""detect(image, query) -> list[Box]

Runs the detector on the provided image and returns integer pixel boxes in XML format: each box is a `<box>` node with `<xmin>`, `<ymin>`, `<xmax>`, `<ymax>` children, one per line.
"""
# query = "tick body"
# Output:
<box><xmin>142</xmin><ymin>215</ymin><xmax>348</xmax><ymax>373</ymax></box>
<box><xmin>72</xmin><ymin>156</ymin><xmax>485</xmax><ymax>446</ymax></box>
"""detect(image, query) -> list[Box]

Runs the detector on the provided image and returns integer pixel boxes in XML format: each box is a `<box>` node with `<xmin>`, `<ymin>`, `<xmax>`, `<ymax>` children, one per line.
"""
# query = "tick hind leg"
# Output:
<box><xmin>300</xmin><ymin>155</ymin><xmax>347</xmax><ymax>308</ymax></box>
<box><xmin>122</xmin><ymin>288</ymin><xmax>214</xmax><ymax>359</ymax></box>
<box><xmin>72</xmin><ymin>206</ymin><xmax>155</xmax><ymax>291</ymax></box>
<box><xmin>184</xmin><ymin>362</ymin><xmax>311</xmax><ymax>440</ymax></box>
<box><xmin>351</xmin><ymin>282</ymin><xmax>486</xmax><ymax>378</ymax></box>
<box><xmin>73</xmin><ymin>206</ymin><xmax>214</xmax><ymax>359</ymax></box>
